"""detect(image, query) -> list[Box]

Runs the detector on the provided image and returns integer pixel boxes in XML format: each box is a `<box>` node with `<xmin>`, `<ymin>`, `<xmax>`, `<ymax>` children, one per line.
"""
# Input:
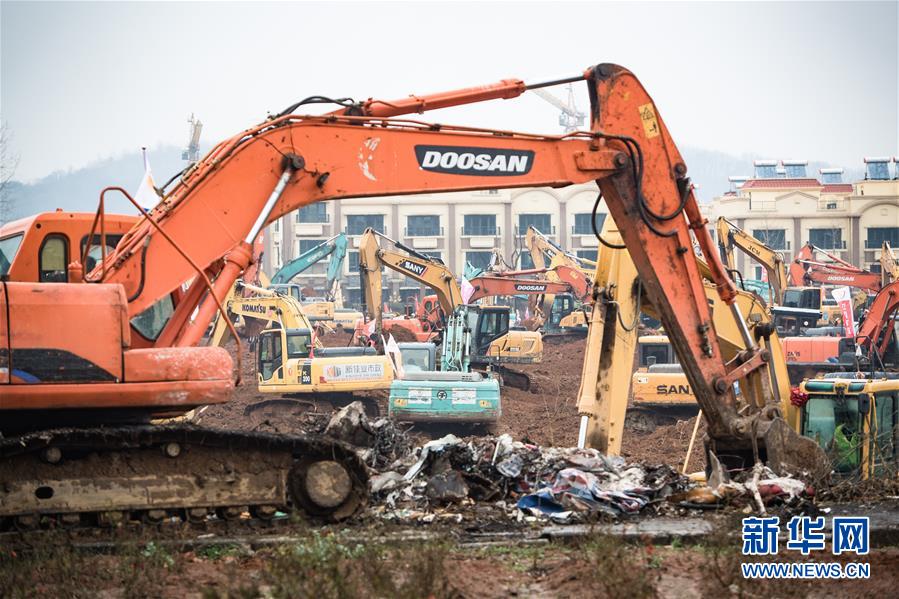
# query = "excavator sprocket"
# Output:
<box><xmin>0</xmin><ymin>425</ymin><xmax>368</xmax><ymax>531</ymax></box>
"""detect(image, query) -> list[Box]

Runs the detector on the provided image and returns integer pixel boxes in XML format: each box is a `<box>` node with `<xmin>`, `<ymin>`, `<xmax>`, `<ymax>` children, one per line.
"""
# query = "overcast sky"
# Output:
<box><xmin>2</xmin><ymin>1</ymin><xmax>897</xmax><ymax>182</ymax></box>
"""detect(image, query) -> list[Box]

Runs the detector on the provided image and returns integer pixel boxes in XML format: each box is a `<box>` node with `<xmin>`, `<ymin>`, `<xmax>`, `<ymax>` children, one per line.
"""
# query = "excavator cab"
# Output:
<box><xmin>799</xmin><ymin>378</ymin><xmax>899</xmax><ymax>479</ymax></box>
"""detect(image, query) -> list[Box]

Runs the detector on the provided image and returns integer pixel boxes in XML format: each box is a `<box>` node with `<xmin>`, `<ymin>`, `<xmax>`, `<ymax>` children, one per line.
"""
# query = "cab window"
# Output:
<box><xmin>257</xmin><ymin>332</ymin><xmax>282</xmax><ymax>380</ymax></box>
<box><xmin>80</xmin><ymin>234</ymin><xmax>125</xmax><ymax>273</ymax></box>
<box><xmin>802</xmin><ymin>396</ymin><xmax>860</xmax><ymax>474</ymax></box>
<box><xmin>39</xmin><ymin>235</ymin><xmax>68</xmax><ymax>282</ymax></box>
<box><xmin>130</xmin><ymin>296</ymin><xmax>174</xmax><ymax>341</ymax></box>
<box><xmin>641</xmin><ymin>344</ymin><xmax>672</xmax><ymax>366</ymax></box>
<box><xmin>286</xmin><ymin>331</ymin><xmax>312</xmax><ymax>358</ymax></box>
<box><xmin>479</xmin><ymin>310</ymin><xmax>509</xmax><ymax>340</ymax></box>
<box><xmin>0</xmin><ymin>234</ymin><xmax>24</xmax><ymax>276</ymax></box>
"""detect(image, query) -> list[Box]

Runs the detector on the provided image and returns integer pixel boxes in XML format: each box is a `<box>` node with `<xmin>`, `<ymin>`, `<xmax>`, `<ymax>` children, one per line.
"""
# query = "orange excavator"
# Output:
<box><xmin>466</xmin><ymin>264</ymin><xmax>592</xmax><ymax>336</ymax></box>
<box><xmin>790</xmin><ymin>242</ymin><xmax>881</xmax><ymax>293</ymax></box>
<box><xmin>854</xmin><ymin>280</ymin><xmax>899</xmax><ymax>369</ymax></box>
<box><xmin>1</xmin><ymin>63</ymin><xmax>826</xmax><ymax>530</ymax></box>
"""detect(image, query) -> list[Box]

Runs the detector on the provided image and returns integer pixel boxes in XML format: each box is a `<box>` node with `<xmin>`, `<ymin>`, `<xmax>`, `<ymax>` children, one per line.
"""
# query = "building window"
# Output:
<box><xmin>272</xmin><ymin>243</ymin><xmax>282</xmax><ymax>268</ymax></box>
<box><xmin>466</xmin><ymin>251</ymin><xmax>493</xmax><ymax>270</ymax></box>
<box><xmin>406</xmin><ymin>215</ymin><xmax>441</xmax><ymax>237</ymax></box>
<box><xmin>752</xmin><ymin>229</ymin><xmax>787</xmax><ymax>250</ymax></box>
<box><xmin>808</xmin><ymin>229</ymin><xmax>843</xmax><ymax>249</ymax></box>
<box><xmin>463</xmin><ymin>214</ymin><xmax>497</xmax><ymax>236</ymax></box>
<box><xmin>865</xmin><ymin>160</ymin><xmax>891</xmax><ymax>181</ymax></box>
<box><xmin>573</xmin><ymin>213</ymin><xmax>606</xmax><ymax>235</ymax></box>
<box><xmin>272</xmin><ymin>219</ymin><xmax>280</xmax><ymax>232</ymax></box>
<box><xmin>421</xmin><ymin>251</ymin><xmax>442</xmax><ymax>264</ymax></box>
<box><xmin>296</xmin><ymin>203</ymin><xmax>328</xmax><ymax>223</ymax></box>
<box><xmin>346</xmin><ymin>214</ymin><xmax>385</xmax><ymax>235</ymax></box>
<box><xmin>348</xmin><ymin>251</ymin><xmax>360</xmax><ymax>272</ymax></box>
<box><xmin>519</xmin><ymin>253</ymin><xmax>535</xmax><ymax>270</ymax></box>
<box><xmin>518</xmin><ymin>213</ymin><xmax>552</xmax><ymax>236</ymax></box>
<box><xmin>866</xmin><ymin>227</ymin><xmax>899</xmax><ymax>249</ymax></box>
<box><xmin>576</xmin><ymin>250</ymin><xmax>598</xmax><ymax>262</ymax></box>
<box><xmin>298</xmin><ymin>238</ymin><xmax>325</xmax><ymax>255</ymax></box>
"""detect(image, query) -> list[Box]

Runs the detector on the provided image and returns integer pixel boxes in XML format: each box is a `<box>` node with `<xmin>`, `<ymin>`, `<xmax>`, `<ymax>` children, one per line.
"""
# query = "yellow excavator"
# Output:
<box><xmin>213</xmin><ymin>283</ymin><xmax>394</xmax><ymax>401</ymax></box>
<box><xmin>576</xmin><ymin>216</ymin><xmax>898</xmax><ymax>480</ymax></box>
<box><xmin>523</xmin><ymin>225</ymin><xmax>595</xmax><ymax>332</ymax></box>
<box><xmin>358</xmin><ymin>228</ymin><xmax>542</xmax><ymax>390</ymax></box>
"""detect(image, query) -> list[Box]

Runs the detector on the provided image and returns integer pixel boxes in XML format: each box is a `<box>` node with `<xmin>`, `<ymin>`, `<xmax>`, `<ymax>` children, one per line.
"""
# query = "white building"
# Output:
<box><xmin>264</xmin><ymin>182</ymin><xmax>607</xmax><ymax>308</ymax></box>
<box><xmin>703</xmin><ymin>158</ymin><xmax>899</xmax><ymax>282</ymax></box>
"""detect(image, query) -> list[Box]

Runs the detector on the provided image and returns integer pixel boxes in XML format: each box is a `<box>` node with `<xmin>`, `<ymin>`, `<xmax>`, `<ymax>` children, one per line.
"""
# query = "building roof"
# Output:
<box><xmin>821</xmin><ymin>183</ymin><xmax>853</xmax><ymax>193</ymax></box>
<box><xmin>739</xmin><ymin>178</ymin><xmax>822</xmax><ymax>190</ymax></box>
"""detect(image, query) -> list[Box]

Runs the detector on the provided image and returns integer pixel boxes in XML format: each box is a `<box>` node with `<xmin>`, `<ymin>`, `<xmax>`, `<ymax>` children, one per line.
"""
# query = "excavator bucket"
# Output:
<box><xmin>761</xmin><ymin>417</ymin><xmax>831</xmax><ymax>483</ymax></box>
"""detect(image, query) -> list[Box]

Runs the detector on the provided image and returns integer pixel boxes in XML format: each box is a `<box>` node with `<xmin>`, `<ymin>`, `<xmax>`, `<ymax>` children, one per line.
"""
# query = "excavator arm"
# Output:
<box><xmin>880</xmin><ymin>241</ymin><xmax>898</xmax><ymax>287</ymax></box>
<box><xmin>82</xmin><ymin>63</ymin><xmax>818</xmax><ymax>475</ymax></box>
<box><xmin>466</xmin><ymin>273</ymin><xmax>574</xmax><ymax>303</ymax></box>
<box><xmin>801</xmin><ymin>261</ymin><xmax>882</xmax><ymax>292</ymax></box>
<box><xmin>525</xmin><ymin>226</ymin><xmax>597</xmax><ymax>273</ymax></box>
<box><xmin>358</xmin><ymin>228</ymin><xmax>463</xmax><ymax>334</ymax></box>
<box><xmin>855</xmin><ymin>280</ymin><xmax>899</xmax><ymax>362</ymax></box>
<box><xmin>716</xmin><ymin>217</ymin><xmax>789</xmax><ymax>304</ymax></box>
<box><xmin>269</xmin><ymin>233</ymin><xmax>348</xmax><ymax>301</ymax></box>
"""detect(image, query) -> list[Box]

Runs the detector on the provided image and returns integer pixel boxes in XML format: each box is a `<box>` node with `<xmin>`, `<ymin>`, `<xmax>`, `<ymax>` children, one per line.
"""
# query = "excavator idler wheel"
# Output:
<box><xmin>41</xmin><ymin>446</ymin><xmax>62</xmax><ymax>464</ymax></box>
<box><xmin>290</xmin><ymin>459</ymin><xmax>356</xmax><ymax>520</ymax></box>
<box><xmin>163</xmin><ymin>442</ymin><xmax>182</xmax><ymax>458</ymax></box>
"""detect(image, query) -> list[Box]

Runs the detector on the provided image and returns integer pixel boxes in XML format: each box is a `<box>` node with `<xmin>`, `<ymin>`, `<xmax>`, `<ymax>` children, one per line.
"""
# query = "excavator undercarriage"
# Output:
<box><xmin>0</xmin><ymin>425</ymin><xmax>367</xmax><ymax>530</ymax></box>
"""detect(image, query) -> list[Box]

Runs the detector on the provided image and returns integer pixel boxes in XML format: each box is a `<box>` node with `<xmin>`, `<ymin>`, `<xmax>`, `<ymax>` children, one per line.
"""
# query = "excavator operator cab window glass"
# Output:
<box><xmin>873</xmin><ymin>392</ymin><xmax>898</xmax><ymax>474</ymax></box>
<box><xmin>802</xmin><ymin>395</ymin><xmax>861</xmax><ymax>474</ymax></box>
<box><xmin>80</xmin><ymin>234</ymin><xmax>125</xmax><ymax>274</ymax></box>
<box><xmin>257</xmin><ymin>330</ymin><xmax>282</xmax><ymax>381</ymax></box>
<box><xmin>131</xmin><ymin>295</ymin><xmax>175</xmax><ymax>341</ymax></box>
<box><xmin>39</xmin><ymin>234</ymin><xmax>68</xmax><ymax>282</ymax></box>
<box><xmin>550</xmin><ymin>295</ymin><xmax>573</xmax><ymax>325</ymax></box>
<box><xmin>402</xmin><ymin>347</ymin><xmax>433</xmax><ymax>373</ymax></box>
<box><xmin>641</xmin><ymin>344</ymin><xmax>673</xmax><ymax>367</ymax></box>
<box><xmin>286</xmin><ymin>329</ymin><xmax>312</xmax><ymax>358</ymax></box>
<box><xmin>0</xmin><ymin>234</ymin><xmax>24</xmax><ymax>276</ymax></box>
<box><xmin>478</xmin><ymin>309</ymin><xmax>509</xmax><ymax>343</ymax></box>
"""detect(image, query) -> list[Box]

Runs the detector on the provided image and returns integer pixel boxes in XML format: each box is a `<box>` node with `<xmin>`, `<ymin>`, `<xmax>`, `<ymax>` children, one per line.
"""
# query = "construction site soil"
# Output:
<box><xmin>6</xmin><ymin>330</ymin><xmax>898</xmax><ymax>598</ymax></box>
<box><xmin>196</xmin><ymin>331</ymin><xmax>706</xmax><ymax>471</ymax></box>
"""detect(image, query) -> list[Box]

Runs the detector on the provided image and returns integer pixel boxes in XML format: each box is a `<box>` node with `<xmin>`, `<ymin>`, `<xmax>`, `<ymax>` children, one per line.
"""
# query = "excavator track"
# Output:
<box><xmin>0</xmin><ymin>425</ymin><xmax>368</xmax><ymax>532</ymax></box>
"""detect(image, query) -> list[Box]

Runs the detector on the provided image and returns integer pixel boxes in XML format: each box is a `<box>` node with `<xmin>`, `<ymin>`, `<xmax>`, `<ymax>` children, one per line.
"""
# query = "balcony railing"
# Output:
<box><xmin>866</xmin><ymin>239</ymin><xmax>899</xmax><ymax>249</ymax></box>
<box><xmin>809</xmin><ymin>240</ymin><xmax>847</xmax><ymax>250</ymax></box>
<box><xmin>462</xmin><ymin>225</ymin><xmax>500</xmax><ymax>236</ymax></box>
<box><xmin>345</xmin><ymin>226</ymin><xmax>386</xmax><ymax>236</ymax></box>
<box><xmin>515</xmin><ymin>225</ymin><xmax>555</xmax><ymax>236</ymax></box>
<box><xmin>295</xmin><ymin>212</ymin><xmax>330</xmax><ymax>224</ymax></box>
<box><xmin>404</xmin><ymin>226</ymin><xmax>444</xmax><ymax>237</ymax></box>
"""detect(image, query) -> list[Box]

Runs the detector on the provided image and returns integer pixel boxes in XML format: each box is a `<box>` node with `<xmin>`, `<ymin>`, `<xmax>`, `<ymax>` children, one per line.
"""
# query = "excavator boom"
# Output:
<box><xmin>716</xmin><ymin>216</ymin><xmax>789</xmax><ymax>304</ymax></box>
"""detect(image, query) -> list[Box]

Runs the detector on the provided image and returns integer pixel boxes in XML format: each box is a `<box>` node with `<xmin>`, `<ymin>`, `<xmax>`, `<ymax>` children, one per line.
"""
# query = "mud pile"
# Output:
<box><xmin>197</xmin><ymin>333</ymin><xmax>702</xmax><ymax>472</ymax></box>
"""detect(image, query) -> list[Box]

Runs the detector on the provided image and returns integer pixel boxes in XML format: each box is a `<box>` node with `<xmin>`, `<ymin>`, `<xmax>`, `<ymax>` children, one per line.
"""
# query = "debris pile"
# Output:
<box><xmin>325</xmin><ymin>402</ymin><xmax>818</xmax><ymax>523</ymax></box>
<box><xmin>360</xmin><ymin>423</ymin><xmax>690</xmax><ymax>523</ymax></box>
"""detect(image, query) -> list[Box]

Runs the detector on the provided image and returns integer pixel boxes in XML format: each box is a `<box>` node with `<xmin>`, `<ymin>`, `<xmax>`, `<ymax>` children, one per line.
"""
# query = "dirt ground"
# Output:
<box><xmin>195</xmin><ymin>332</ymin><xmax>705</xmax><ymax>471</ymax></box>
<box><xmin>5</xmin><ymin>330</ymin><xmax>898</xmax><ymax>598</ymax></box>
